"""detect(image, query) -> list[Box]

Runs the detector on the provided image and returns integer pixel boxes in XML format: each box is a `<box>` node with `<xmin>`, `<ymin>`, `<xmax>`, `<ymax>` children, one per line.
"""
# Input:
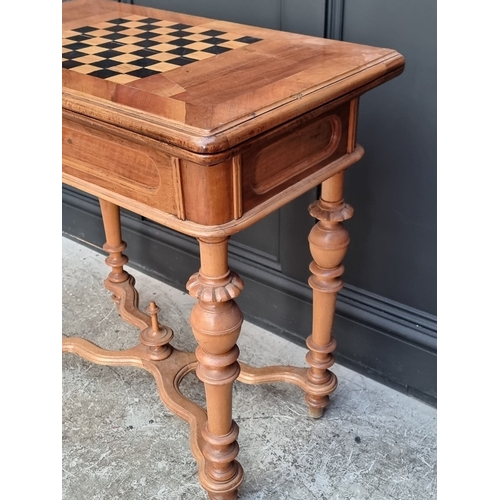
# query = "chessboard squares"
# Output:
<box><xmin>63</xmin><ymin>16</ymin><xmax>264</xmax><ymax>83</ymax></box>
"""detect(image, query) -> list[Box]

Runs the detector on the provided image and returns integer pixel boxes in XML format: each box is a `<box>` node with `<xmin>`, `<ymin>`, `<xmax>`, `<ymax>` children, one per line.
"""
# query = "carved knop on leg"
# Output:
<box><xmin>186</xmin><ymin>271</ymin><xmax>244</xmax><ymax>303</ymax></box>
<box><xmin>308</xmin><ymin>198</ymin><xmax>354</xmax><ymax>223</ymax></box>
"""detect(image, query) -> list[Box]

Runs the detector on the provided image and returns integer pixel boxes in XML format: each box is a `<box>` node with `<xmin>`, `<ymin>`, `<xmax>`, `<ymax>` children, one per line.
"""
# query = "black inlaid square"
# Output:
<box><xmin>168</xmin><ymin>30</ymin><xmax>192</xmax><ymax>38</ymax></box>
<box><xmin>95</xmin><ymin>49</ymin><xmax>123</xmax><ymax>59</ymax></box>
<box><xmin>106</xmin><ymin>18</ymin><xmax>132</xmax><ymax>24</ymax></box>
<box><xmin>139</xmin><ymin>18</ymin><xmax>162</xmax><ymax>24</ymax></box>
<box><xmin>168</xmin><ymin>23</ymin><xmax>192</xmax><ymax>30</ymax></box>
<box><xmin>202</xmin><ymin>37</ymin><xmax>226</xmax><ymax>45</ymax></box>
<box><xmin>64</xmin><ymin>42</ymin><xmax>90</xmax><ymax>51</ymax></box>
<box><xmin>88</xmin><ymin>68</ymin><xmax>121</xmax><ymax>79</ymax></box>
<box><xmin>62</xmin><ymin>59</ymin><xmax>85</xmax><ymax>69</ymax></box>
<box><xmin>135</xmin><ymin>31</ymin><xmax>162</xmax><ymax>40</ymax></box>
<box><xmin>235</xmin><ymin>36</ymin><xmax>262</xmax><ymax>44</ymax></box>
<box><xmin>104</xmin><ymin>25</ymin><xmax>129</xmax><ymax>33</ymax></box>
<box><xmin>135</xmin><ymin>39</ymin><xmax>162</xmax><ymax>49</ymax></box>
<box><xmin>167</xmin><ymin>47</ymin><xmax>196</xmax><ymax>56</ymax></box>
<box><xmin>200</xmin><ymin>29</ymin><xmax>225</xmax><ymax>37</ymax></box>
<box><xmin>91</xmin><ymin>59</ymin><xmax>122</xmax><ymax>69</ymax></box>
<box><xmin>128</xmin><ymin>57</ymin><xmax>160</xmax><ymax>68</ymax></box>
<box><xmin>202</xmin><ymin>45</ymin><xmax>231</xmax><ymax>55</ymax></box>
<box><xmin>72</xmin><ymin>26</ymin><xmax>99</xmax><ymax>34</ymax></box>
<box><xmin>63</xmin><ymin>50</ymin><xmax>87</xmax><ymax>60</ymax></box>
<box><xmin>129</xmin><ymin>49</ymin><xmax>156</xmax><ymax>58</ymax></box>
<box><xmin>127</xmin><ymin>67</ymin><xmax>160</xmax><ymax>78</ymax></box>
<box><xmin>66</xmin><ymin>34</ymin><xmax>91</xmax><ymax>42</ymax></box>
<box><xmin>102</xmin><ymin>32</ymin><xmax>129</xmax><ymax>41</ymax></box>
<box><xmin>168</xmin><ymin>56</ymin><xmax>197</xmax><ymax>66</ymax></box>
<box><xmin>168</xmin><ymin>38</ymin><xmax>195</xmax><ymax>47</ymax></box>
<box><xmin>97</xmin><ymin>41</ymin><xmax>122</xmax><ymax>50</ymax></box>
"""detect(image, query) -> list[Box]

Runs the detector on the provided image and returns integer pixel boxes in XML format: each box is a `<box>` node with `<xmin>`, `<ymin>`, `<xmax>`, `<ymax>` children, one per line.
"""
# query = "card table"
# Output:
<box><xmin>62</xmin><ymin>0</ymin><xmax>405</xmax><ymax>498</ymax></box>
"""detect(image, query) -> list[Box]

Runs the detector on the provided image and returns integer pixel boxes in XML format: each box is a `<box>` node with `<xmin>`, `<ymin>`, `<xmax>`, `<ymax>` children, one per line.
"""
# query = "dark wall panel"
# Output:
<box><xmin>281</xmin><ymin>0</ymin><xmax>326</xmax><ymax>36</ymax></box>
<box><xmin>133</xmin><ymin>0</ymin><xmax>282</xmax><ymax>29</ymax></box>
<box><xmin>341</xmin><ymin>0</ymin><xmax>437</xmax><ymax>315</ymax></box>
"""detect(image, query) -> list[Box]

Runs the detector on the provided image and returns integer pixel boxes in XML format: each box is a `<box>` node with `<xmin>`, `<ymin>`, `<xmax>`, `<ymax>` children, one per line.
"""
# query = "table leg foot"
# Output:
<box><xmin>308</xmin><ymin>406</ymin><xmax>325</xmax><ymax>419</ymax></box>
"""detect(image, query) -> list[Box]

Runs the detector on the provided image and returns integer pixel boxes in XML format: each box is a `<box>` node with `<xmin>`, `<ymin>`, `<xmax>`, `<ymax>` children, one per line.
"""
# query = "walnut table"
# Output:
<box><xmin>62</xmin><ymin>1</ymin><xmax>405</xmax><ymax>498</ymax></box>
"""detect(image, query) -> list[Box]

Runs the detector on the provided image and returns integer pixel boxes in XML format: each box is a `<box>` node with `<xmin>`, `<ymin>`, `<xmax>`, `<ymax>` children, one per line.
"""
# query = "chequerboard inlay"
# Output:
<box><xmin>62</xmin><ymin>15</ymin><xmax>262</xmax><ymax>84</ymax></box>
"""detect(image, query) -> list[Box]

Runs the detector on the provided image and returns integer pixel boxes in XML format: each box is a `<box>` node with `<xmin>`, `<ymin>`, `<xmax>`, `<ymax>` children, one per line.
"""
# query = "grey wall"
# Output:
<box><xmin>342</xmin><ymin>0</ymin><xmax>437</xmax><ymax>315</ymax></box>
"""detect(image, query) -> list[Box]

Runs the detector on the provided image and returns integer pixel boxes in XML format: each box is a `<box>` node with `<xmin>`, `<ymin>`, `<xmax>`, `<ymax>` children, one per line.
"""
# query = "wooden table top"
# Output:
<box><xmin>63</xmin><ymin>0</ymin><xmax>405</xmax><ymax>155</ymax></box>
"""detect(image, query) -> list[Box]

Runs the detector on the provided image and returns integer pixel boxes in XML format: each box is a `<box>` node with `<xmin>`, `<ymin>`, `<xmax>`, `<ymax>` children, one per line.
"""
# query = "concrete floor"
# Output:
<box><xmin>62</xmin><ymin>236</ymin><xmax>436</xmax><ymax>500</ymax></box>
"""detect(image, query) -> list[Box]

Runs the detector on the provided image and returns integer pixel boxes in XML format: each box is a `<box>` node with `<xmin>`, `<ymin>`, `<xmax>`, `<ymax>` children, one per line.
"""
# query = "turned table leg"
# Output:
<box><xmin>99</xmin><ymin>199</ymin><xmax>151</xmax><ymax>329</ymax></box>
<box><xmin>305</xmin><ymin>170</ymin><xmax>353</xmax><ymax>418</ymax></box>
<box><xmin>99</xmin><ymin>198</ymin><xmax>130</xmax><ymax>290</ymax></box>
<box><xmin>187</xmin><ymin>237</ymin><xmax>244</xmax><ymax>500</ymax></box>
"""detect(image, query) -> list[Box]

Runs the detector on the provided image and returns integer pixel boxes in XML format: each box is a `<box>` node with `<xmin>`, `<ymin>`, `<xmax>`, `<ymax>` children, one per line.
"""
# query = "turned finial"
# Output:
<box><xmin>139</xmin><ymin>301</ymin><xmax>173</xmax><ymax>360</ymax></box>
<box><xmin>147</xmin><ymin>301</ymin><xmax>160</xmax><ymax>333</ymax></box>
